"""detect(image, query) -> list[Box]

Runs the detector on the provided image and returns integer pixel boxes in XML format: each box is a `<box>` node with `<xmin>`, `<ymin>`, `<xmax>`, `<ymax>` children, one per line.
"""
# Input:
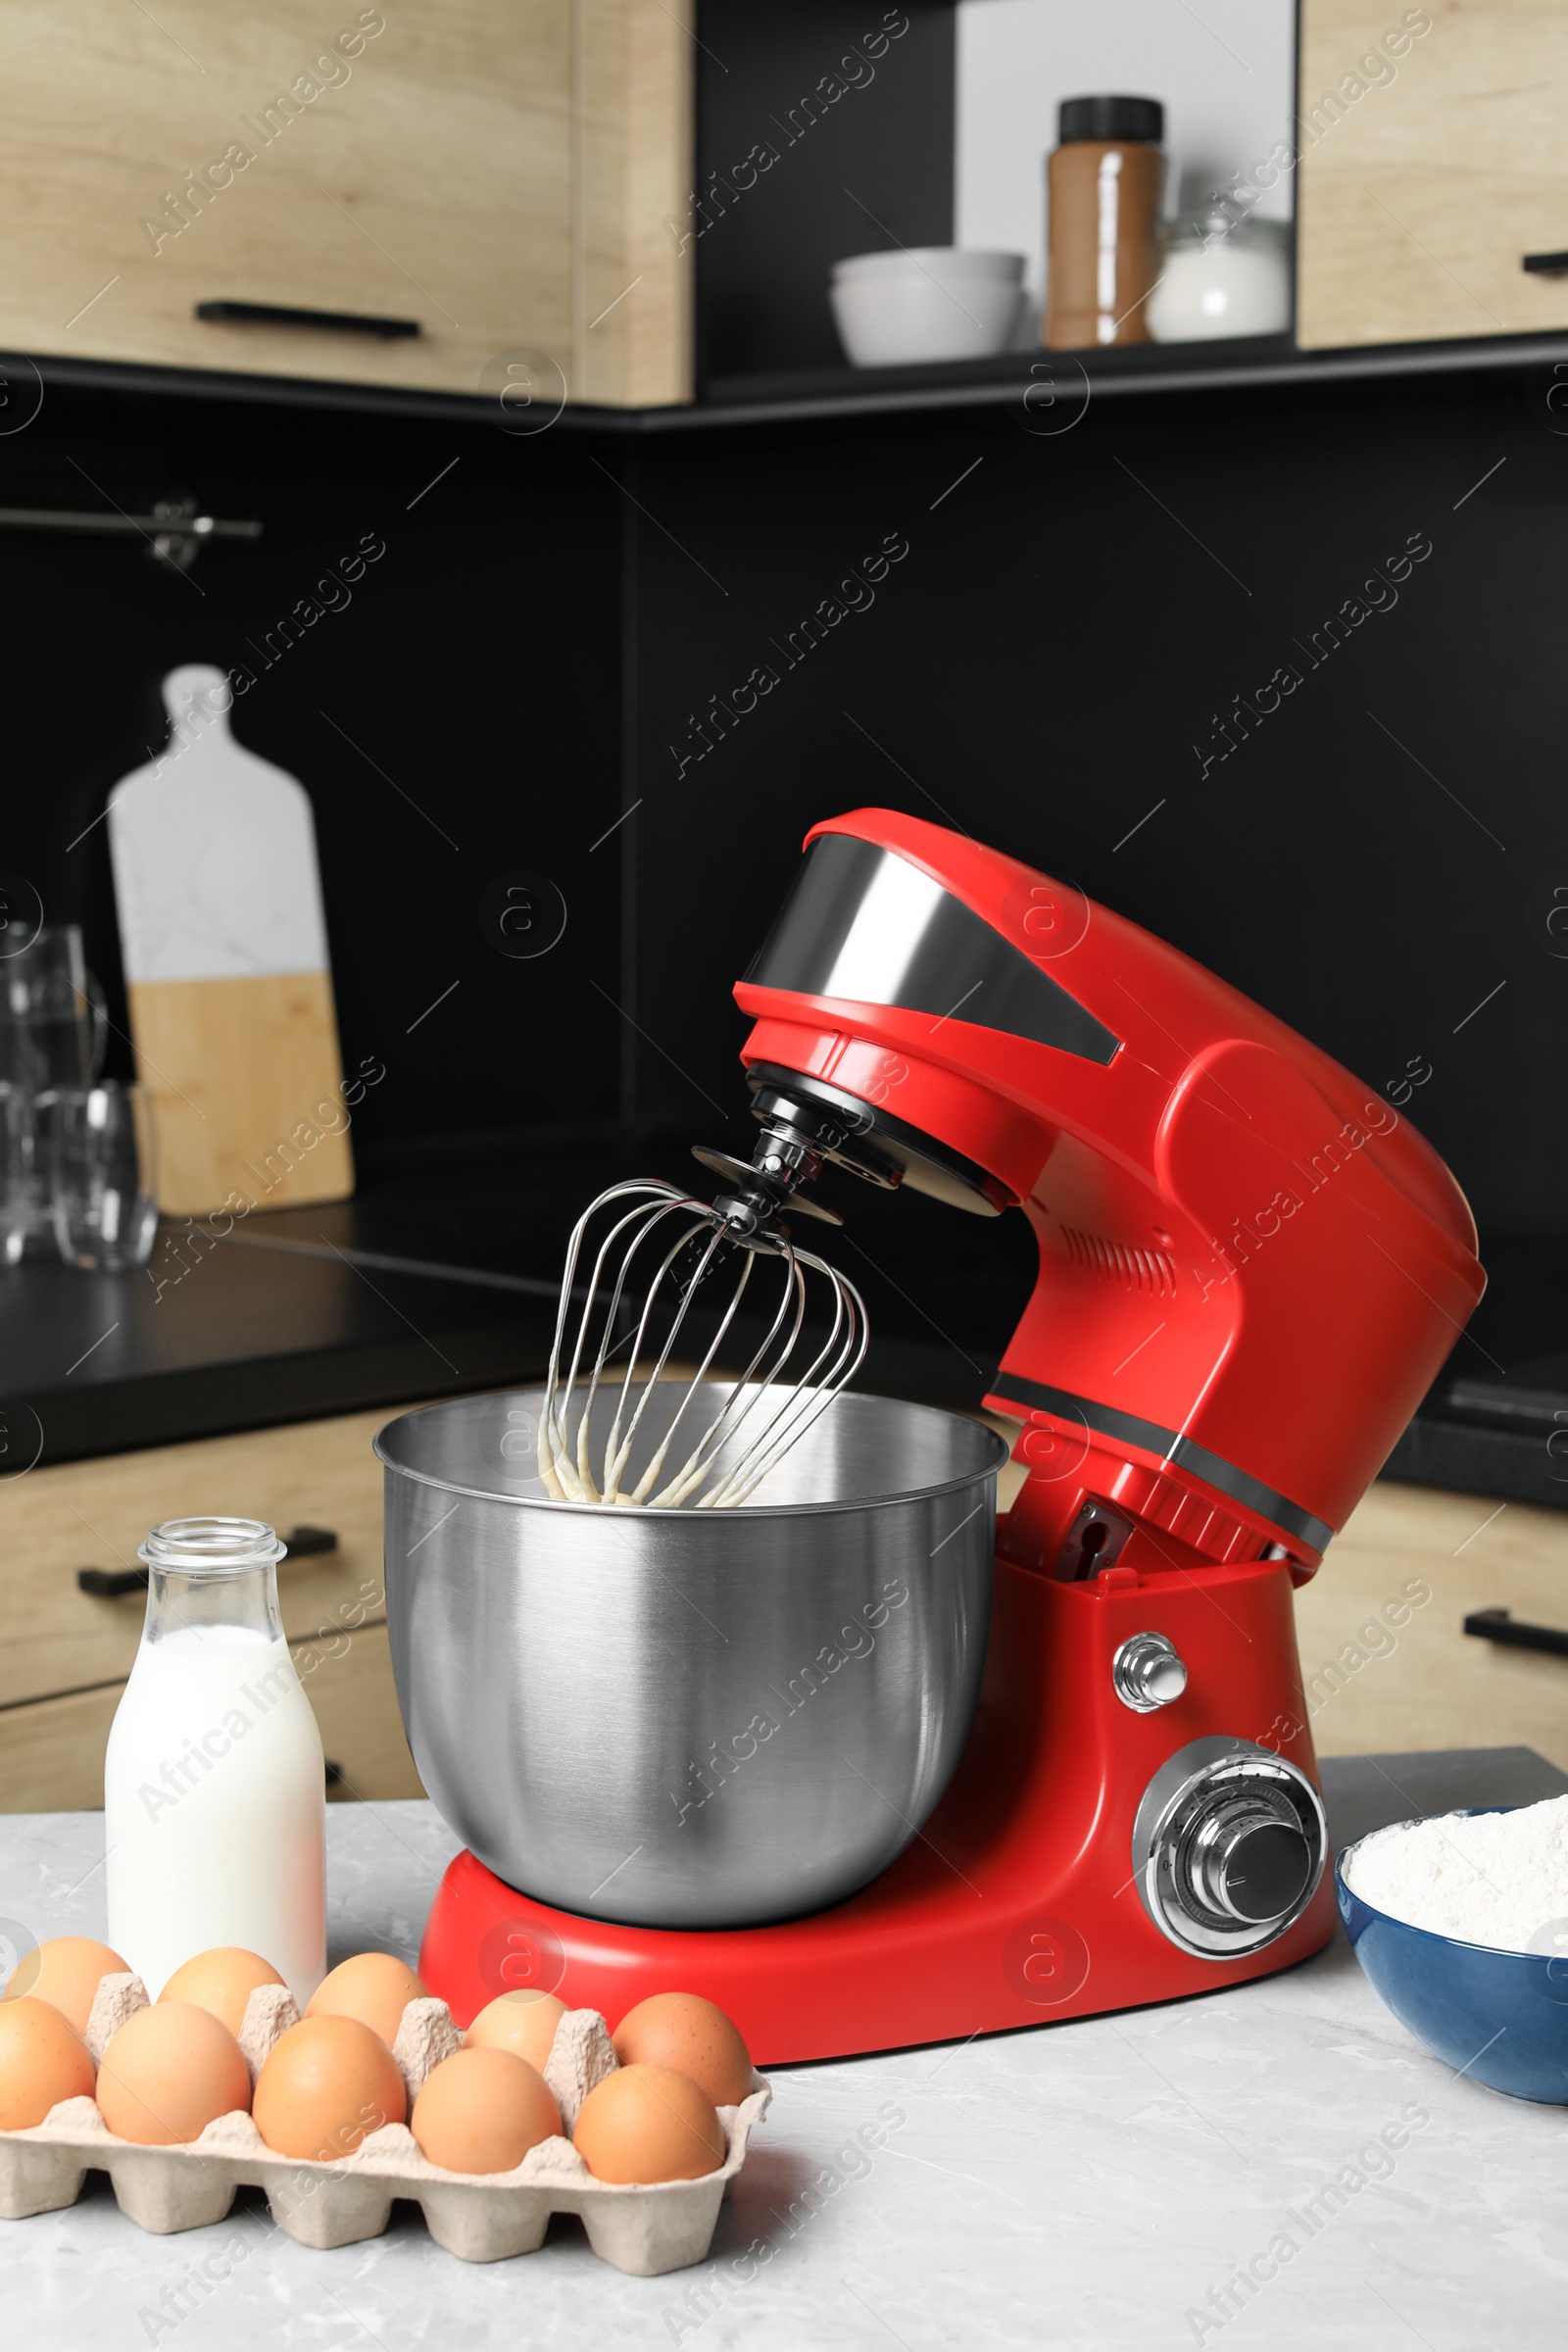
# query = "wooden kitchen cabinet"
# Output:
<box><xmin>0</xmin><ymin>0</ymin><xmax>692</xmax><ymax>406</ymax></box>
<box><xmin>1298</xmin><ymin>0</ymin><xmax>1568</xmax><ymax>347</ymax></box>
<box><xmin>1294</xmin><ymin>1480</ymin><xmax>1568</xmax><ymax>1769</ymax></box>
<box><xmin>0</xmin><ymin>1403</ymin><xmax>435</xmax><ymax>1810</ymax></box>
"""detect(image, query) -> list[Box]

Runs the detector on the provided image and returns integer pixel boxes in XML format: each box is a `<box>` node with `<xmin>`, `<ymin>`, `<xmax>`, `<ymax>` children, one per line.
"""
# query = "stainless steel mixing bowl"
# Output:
<box><xmin>376</xmin><ymin>1383</ymin><xmax>1007</xmax><ymax>1929</ymax></box>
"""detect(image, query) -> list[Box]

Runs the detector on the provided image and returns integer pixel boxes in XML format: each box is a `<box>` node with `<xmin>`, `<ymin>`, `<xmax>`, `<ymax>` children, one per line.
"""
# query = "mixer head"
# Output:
<box><xmin>537</xmin><ymin>1177</ymin><xmax>867</xmax><ymax>1509</ymax></box>
<box><xmin>720</xmin><ymin>808</ymin><xmax>1487</xmax><ymax>1582</ymax></box>
<box><xmin>545</xmin><ymin>804</ymin><xmax>1483</xmax><ymax>1559</ymax></box>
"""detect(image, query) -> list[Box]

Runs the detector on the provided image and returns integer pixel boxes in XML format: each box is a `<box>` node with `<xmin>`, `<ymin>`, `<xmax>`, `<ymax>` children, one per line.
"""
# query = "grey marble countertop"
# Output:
<box><xmin>2</xmin><ymin>1749</ymin><xmax>1563</xmax><ymax>2351</ymax></box>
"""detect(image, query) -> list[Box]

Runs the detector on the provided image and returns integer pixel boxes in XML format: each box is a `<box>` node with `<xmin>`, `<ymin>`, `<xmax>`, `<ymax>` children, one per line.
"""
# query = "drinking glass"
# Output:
<box><xmin>50</xmin><ymin>1081</ymin><xmax>160</xmax><ymax>1271</ymax></box>
<box><xmin>0</xmin><ymin>924</ymin><xmax>107</xmax><ymax>1099</ymax></box>
<box><xmin>0</xmin><ymin>1084</ymin><xmax>28</xmax><ymax>1266</ymax></box>
<box><xmin>0</xmin><ymin>926</ymin><xmax>109</xmax><ymax>1255</ymax></box>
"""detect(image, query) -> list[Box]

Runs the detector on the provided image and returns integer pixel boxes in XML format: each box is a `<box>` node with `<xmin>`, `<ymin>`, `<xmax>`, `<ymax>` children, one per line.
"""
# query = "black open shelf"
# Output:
<box><xmin>23</xmin><ymin>320</ymin><xmax>1568</xmax><ymax>441</ymax></box>
<box><xmin>654</xmin><ymin>327</ymin><xmax>1568</xmax><ymax>429</ymax></box>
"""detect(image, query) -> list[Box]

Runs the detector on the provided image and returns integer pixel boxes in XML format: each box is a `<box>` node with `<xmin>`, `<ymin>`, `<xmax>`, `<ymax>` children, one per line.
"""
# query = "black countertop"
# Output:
<box><xmin>1317</xmin><ymin>1743</ymin><xmax>1568</xmax><ymax>1847</ymax></box>
<box><xmin>1382</xmin><ymin>1236</ymin><xmax>1568</xmax><ymax>1513</ymax></box>
<box><xmin>0</xmin><ymin>1230</ymin><xmax>558</xmax><ymax>1467</ymax></box>
<box><xmin>0</xmin><ymin>1147</ymin><xmax>594</xmax><ymax>1464</ymax></box>
<box><xmin>5</xmin><ymin>1136</ymin><xmax>1566</xmax><ymax>1516</ymax></box>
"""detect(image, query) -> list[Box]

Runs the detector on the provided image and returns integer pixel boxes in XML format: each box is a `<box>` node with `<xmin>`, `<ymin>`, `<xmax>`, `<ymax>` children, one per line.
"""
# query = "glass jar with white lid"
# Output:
<box><xmin>1147</xmin><ymin>208</ymin><xmax>1291</xmax><ymax>343</ymax></box>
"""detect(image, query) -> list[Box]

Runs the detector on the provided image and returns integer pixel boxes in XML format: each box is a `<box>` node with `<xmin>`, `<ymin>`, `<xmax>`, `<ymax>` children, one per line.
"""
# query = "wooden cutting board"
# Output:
<box><xmin>108</xmin><ymin>664</ymin><xmax>354</xmax><ymax>1217</ymax></box>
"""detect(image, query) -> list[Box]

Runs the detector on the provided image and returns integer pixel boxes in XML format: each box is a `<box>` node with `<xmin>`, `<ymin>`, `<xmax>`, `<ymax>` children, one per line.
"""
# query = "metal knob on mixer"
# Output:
<box><xmin>1188</xmin><ymin>1797</ymin><xmax>1313</xmax><ymax>1924</ymax></box>
<box><xmin>1112</xmin><ymin>1632</ymin><xmax>1187</xmax><ymax>1712</ymax></box>
<box><xmin>1131</xmin><ymin>1737</ymin><xmax>1327</xmax><ymax>1959</ymax></box>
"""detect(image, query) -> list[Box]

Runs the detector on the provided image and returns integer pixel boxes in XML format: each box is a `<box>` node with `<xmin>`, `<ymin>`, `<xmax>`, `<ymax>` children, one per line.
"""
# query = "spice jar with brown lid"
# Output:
<box><xmin>1044</xmin><ymin>95</ymin><xmax>1165</xmax><ymax>350</ymax></box>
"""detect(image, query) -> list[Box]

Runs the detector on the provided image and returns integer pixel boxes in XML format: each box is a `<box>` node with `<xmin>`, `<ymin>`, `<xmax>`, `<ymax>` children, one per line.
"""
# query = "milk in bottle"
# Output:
<box><xmin>104</xmin><ymin>1518</ymin><xmax>326</xmax><ymax>2003</ymax></box>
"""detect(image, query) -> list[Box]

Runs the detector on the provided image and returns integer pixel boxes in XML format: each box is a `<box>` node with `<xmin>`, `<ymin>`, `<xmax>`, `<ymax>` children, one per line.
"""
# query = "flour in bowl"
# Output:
<box><xmin>1346</xmin><ymin>1794</ymin><xmax>1568</xmax><ymax>1953</ymax></box>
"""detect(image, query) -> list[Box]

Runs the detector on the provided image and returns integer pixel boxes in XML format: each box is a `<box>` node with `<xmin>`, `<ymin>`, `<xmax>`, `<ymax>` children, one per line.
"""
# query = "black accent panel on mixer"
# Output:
<box><xmin>745</xmin><ymin>836</ymin><xmax>1121</xmax><ymax>1065</ymax></box>
<box><xmin>989</xmin><ymin>1369</ymin><xmax>1335</xmax><ymax>1553</ymax></box>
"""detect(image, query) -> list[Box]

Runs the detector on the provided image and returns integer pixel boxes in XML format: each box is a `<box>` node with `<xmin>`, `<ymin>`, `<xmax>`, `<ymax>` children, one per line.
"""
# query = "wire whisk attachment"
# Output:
<box><xmin>536</xmin><ymin>1180</ymin><xmax>868</xmax><ymax>1508</ymax></box>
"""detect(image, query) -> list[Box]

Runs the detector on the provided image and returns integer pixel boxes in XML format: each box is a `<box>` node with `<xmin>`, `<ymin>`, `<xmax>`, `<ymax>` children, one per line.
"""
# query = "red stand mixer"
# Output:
<box><xmin>416</xmin><ymin>809</ymin><xmax>1485</xmax><ymax>2059</ymax></box>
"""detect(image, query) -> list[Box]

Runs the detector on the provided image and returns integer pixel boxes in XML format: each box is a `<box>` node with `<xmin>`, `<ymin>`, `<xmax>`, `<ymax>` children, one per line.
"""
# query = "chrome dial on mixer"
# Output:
<box><xmin>1112</xmin><ymin>1632</ymin><xmax>1188</xmax><ymax>1712</ymax></box>
<box><xmin>1131</xmin><ymin>1737</ymin><xmax>1327</xmax><ymax>1958</ymax></box>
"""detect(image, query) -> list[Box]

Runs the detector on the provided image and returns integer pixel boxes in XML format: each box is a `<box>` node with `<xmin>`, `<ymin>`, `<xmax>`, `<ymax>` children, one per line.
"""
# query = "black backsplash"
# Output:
<box><xmin>625</xmin><ymin>368</ymin><xmax>1566</xmax><ymax>1254</ymax></box>
<box><xmin>8</xmin><ymin>351</ymin><xmax>1566</xmax><ymax>1380</ymax></box>
<box><xmin>3</xmin><ymin>379</ymin><xmax>627</xmax><ymax>1166</ymax></box>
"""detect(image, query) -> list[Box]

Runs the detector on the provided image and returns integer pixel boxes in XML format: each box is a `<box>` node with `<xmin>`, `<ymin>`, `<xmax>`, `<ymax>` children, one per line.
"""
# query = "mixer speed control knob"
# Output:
<box><xmin>1131</xmin><ymin>1738</ymin><xmax>1328</xmax><ymax>1960</ymax></box>
<box><xmin>1191</xmin><ymin>1798</ymin><xmax>1312</xmax><ymax>1925</ymax></box>
<box><xmin>1112</xmin><ymin>1632</ymin><xmax>1188</xmax><ymax>1713</ymax></box>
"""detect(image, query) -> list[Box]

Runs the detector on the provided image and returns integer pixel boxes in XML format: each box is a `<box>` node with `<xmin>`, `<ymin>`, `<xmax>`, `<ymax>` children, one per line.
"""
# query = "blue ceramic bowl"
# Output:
<box><xmin>1337</xmin><ymin>1816</ymin><xmax>1568</xmax><ymax>2104</ymax></box>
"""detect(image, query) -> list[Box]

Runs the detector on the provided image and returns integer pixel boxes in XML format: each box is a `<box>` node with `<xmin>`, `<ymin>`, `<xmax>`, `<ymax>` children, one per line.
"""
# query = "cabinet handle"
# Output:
<box><xmin>195</xmin><ymin>300</ymin><xmax>420</xmax><ymax>340</ymax></box>
<box><xmin>76</xmin><ymin>1567</ymin><xmax>147</xmax><ymax>1598</ymax></box>
<box><xmin>76</xmin><ymin>1524</ymin><xmax>338</xmax><ymax>1597</ymax></box>
<box><xmin>1522</xmin><ymin>252</ymin><xmax>1568</xmax><ymax>277</ymax></box>
<box><xmin>1463</xmin><ymin>1605</ymin><xmax>1568</xmax><ymax>1658</ymax></box>
<box><xmin>284</xmin><ymin>1525</ymin><xmax>339</xmax><ymax>1556</ymax></box>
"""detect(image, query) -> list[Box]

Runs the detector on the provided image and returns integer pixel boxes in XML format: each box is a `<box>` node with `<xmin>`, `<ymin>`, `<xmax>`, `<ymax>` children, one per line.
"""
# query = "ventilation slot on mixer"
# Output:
<box><xmin>1061</xmin><ymin>1228</ymin><xmax>1176</xmax><ymax>1296</ymax></box>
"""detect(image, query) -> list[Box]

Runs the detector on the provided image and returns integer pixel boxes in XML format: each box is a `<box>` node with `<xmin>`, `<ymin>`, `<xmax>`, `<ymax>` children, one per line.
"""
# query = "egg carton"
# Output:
<box><xmin>0</xmin><ymin>1973</ymin><xmax>770</xmax><ymax>2276</ymax></box>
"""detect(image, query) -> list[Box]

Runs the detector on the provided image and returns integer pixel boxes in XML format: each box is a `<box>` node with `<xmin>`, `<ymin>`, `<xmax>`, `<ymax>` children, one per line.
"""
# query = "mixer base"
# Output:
<box><xmin>420</xmin><ymin>1847</ymin><xmax>1335</xmax><ymax>2065</ymax></box>
<box><xmin>418</xmin><ymin>1555</ymin><xmax>1338</xmax><ymax>2062</ymax></box>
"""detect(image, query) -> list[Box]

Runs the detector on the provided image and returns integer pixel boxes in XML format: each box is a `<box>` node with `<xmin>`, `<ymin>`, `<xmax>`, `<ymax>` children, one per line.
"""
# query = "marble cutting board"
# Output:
<box><xmin>108</xmin><ymin>663</ymin><xmax>354</xmax><ymax>1216</ymax></box>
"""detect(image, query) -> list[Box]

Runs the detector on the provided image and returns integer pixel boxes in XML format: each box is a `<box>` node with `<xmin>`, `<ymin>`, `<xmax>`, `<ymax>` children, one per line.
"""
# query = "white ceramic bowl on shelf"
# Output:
<box><xmin>833</xmin><ymin>246</ymin><xmax>1025</xmax><ymax>284</ymax></box>
<box><xmin>829</xmin><ymin>247</ymin><xmax>1026</xmax><ymax>367</ymax></box>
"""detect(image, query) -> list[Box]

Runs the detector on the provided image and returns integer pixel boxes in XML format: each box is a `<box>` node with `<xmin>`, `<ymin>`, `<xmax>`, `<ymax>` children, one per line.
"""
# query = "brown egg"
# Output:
<box><xmin>96</xmin><ymin>2003</ymin><xmax>251</xmax><ymax>2146</ymax></box>
<box><xmin>573</xmin><ymin>2062</ymin><xmax>725</xmax><ymax>2184</ymax></box>
<box><xmin>305</xmin><ymin>1952</ymin><xmax>425</xmax><ymax>2048</ymax></box>
<box><xmin>0</xmin><ymin>1996</ymin><xmax>97</xmax><ymax>2130</ymax></box>
<box><xmin>463</xmin><ymin>1989</ymin><xmax>565</xmax><ymax>2073</ymax></box>
<box><xmin>253</xmin><ymin>2015</ymin><xmax>407</xmax><ymax>2161</ymax></box>
<box><xmin>159</xmin><ymin>1948</ymin><xmax>286</xmax><ymax>2038</ymax></box>
<box><xmin>411</xmin><ymin>2046</ymin><xmax>562</xmax><ymax>2175</ymax></box>
<box><xmin>2</xmin><ymin>1936</ymin><xmax>128</xmax><ymax>2034</ymax></box>
<box><xmin>612</xmin><ymin>1991</ymin><xmax>753</xmax><ymax>2106</ymax></box>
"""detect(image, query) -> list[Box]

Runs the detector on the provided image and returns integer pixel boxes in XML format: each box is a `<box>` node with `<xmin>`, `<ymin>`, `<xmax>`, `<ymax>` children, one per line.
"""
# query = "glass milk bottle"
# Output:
<box><xmin>105</xmin><ymin>1519</ymin><xmax>326</xmax><ymax>2004</ymax></box>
